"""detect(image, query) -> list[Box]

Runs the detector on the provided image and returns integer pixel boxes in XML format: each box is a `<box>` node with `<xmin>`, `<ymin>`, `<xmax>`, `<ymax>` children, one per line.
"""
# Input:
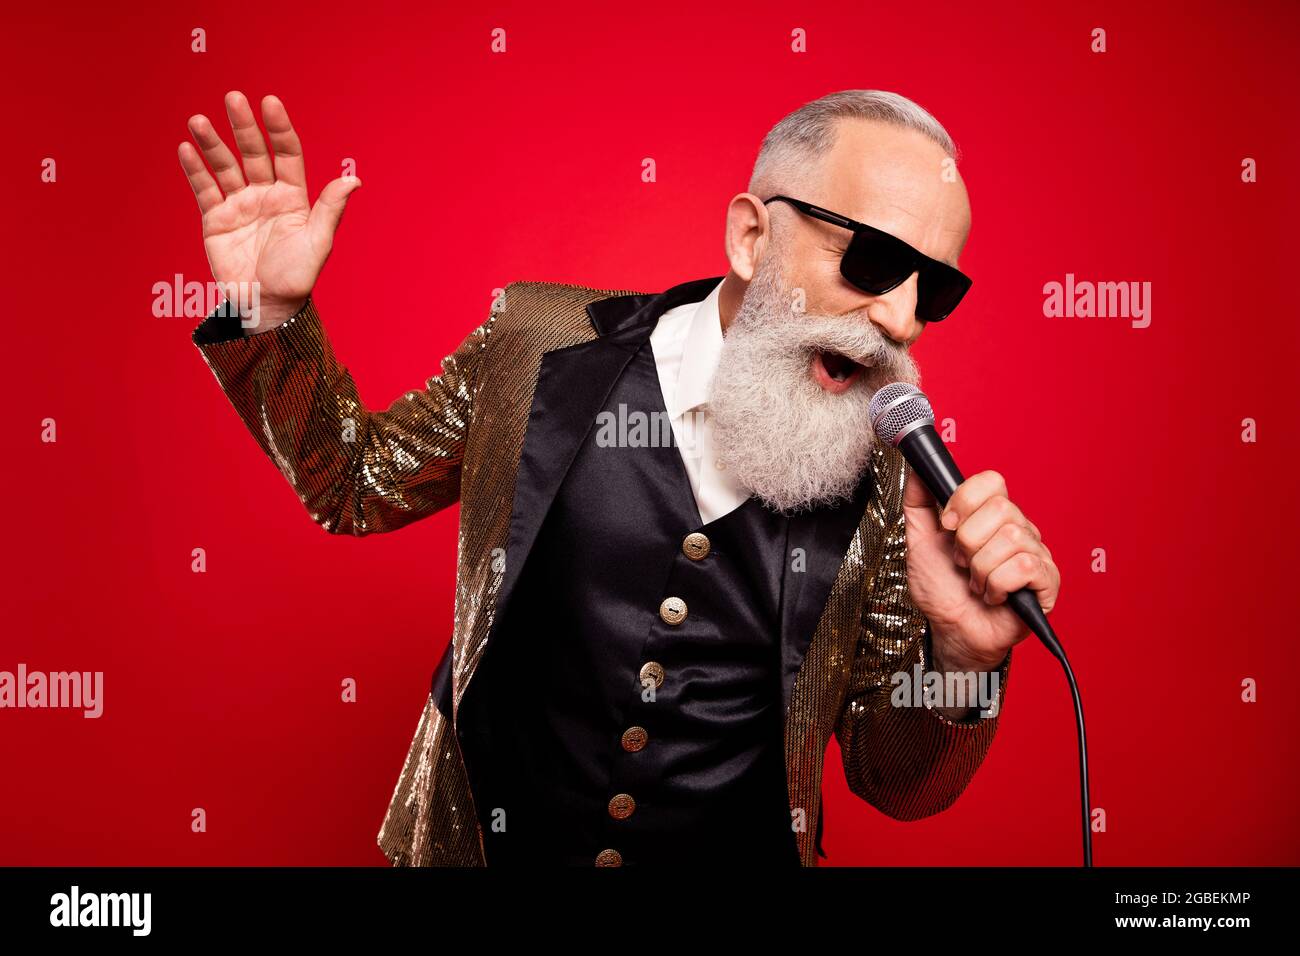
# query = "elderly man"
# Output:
<box><xmin>180</xmin><ymin>89</ymin><xmax>1059</xmax><ymax>867</ymax></box>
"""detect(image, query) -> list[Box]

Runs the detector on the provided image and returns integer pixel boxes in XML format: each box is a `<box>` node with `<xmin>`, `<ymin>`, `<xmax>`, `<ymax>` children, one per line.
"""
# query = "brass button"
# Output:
<box><xmin>639</xmin><ymin>661</ymin><xmax>665</xmax><ymax>689</ymax></box>
<box><xmin>594</xmin><ymin>848</ymin><xmax>623</xmax><ymax>867</ymax></box>
<box><xmin>608</xmin><ymin>793</ymin><xmax>636</xmax><ymax>820</ymax></box>
<box><xmin>682</xmin><ymin>532</ymin><xmax>711</xmax><ymax>561</ymax></box>
<box><xmin>621</xmin><ymin>726</ymin><xmax>648</xmax><ymax>752</ymax></box>
<box><xmin>659</xmin><ymin>596</ymin><xmax>687</xmax><ymax>625</ymax></box>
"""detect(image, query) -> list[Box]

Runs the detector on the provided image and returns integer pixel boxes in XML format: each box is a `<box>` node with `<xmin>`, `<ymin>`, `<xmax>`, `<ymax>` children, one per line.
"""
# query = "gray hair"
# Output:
<box><xmin>749</xmin><ymin>90</ymin><xmax>957</xmax><ymax>199</ymax></box>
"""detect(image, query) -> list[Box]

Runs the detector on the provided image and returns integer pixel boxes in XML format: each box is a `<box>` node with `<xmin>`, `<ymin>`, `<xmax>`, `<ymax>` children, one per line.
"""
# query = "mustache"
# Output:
<box><xmin>762</xmin><ymin>309</ymin><xmax>919</xmax><ymax>383</ymax></box>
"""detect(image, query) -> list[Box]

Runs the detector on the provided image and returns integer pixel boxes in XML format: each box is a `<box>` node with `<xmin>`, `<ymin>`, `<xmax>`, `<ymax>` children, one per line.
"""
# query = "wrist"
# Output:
<box><xmin>925</xmin><ymin>626</ymin><xmax>1004</xmax><ymax>722</ymax></box>
<box><xmin>241</xmin><ymin>296</ymin><xmax>307</xmax><ymax>336</ymax></box>
<box><xmin>928</xmin><ymin>622</ymin><xmax>1005</xmax><ymax>675</ymax></box>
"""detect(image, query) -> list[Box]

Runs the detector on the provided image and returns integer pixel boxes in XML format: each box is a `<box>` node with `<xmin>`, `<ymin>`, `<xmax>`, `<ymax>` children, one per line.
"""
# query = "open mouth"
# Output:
<box><xmin>810</xmin><ymin>348</ymin><xmax>865</xmax><ymax>394</ymax></box>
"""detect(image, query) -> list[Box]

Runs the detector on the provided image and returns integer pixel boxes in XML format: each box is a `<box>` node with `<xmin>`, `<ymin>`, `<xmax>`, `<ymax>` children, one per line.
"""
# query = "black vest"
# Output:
<box><xmin>460</xmin><ymin>332</ymin><xmax>801</xmax><ymax>866</ymax></box>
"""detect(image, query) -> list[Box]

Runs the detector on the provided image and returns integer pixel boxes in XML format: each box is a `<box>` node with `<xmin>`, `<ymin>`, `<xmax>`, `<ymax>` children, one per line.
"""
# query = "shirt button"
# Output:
<box><xmin>659</xmin><ymin>596</ymin><xmax>687</xmax><ymax>625</ymax></box>
<box><xmin>714</xmin><ymin>458</ymin><xmax>726</xmax><ymax>470</ymax></box>
<box><xmin>608</xmin><ymin>793</ymin><xmax>636</xmax><ymax>820</ymax></box>
<box><xmin>639</xmin><ymin>661</ymin><xmax>665</xmax><ymax>690</ymax></box>
<box><xmin>621</xmin><ymin>726</ymin><xmax>648</xmax><ymax>752</ymax></box>
<box><xmin>594</xmin><ymin>848</ymin><xmax>623</xmax><ymax>867</ymax></box>
<box><xmin>682</xmin><ymin>532</ymin><xmax>711</xmax><ymax>561</ymax></box>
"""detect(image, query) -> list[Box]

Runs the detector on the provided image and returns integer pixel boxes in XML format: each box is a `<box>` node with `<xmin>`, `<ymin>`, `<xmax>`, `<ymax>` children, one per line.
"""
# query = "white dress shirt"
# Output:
<box><xmin>649</xmin><ymin>279</ymin><xmax>752</xmax><ymax>525</ymax></box>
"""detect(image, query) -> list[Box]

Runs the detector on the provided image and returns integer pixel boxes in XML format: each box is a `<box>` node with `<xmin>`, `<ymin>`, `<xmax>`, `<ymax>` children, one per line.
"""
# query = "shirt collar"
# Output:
<box><xmin>668</xmin><ymin>279</ymin><xmax>725</xmax><ymax>418</ymax></box>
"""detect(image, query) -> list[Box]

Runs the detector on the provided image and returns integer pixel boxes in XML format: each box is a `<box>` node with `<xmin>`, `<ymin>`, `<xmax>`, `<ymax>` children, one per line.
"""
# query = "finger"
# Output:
<box><xmin>965</xmin><ymin>521</ymin><xmax>1043</xmax><ymax>594</ymax></box>
<box><xmin>902</xmin><ymin>467</ymin><xmax>946</xmax><ymax>535</ymax></box>
<box><xmin>261</xmin><ymin>94</ymin><xmax>307</xmax><ymax>188</ymax></box>
<box><xmin>224</xmin><ymin>90</ymin><xmax>274</xmax><ymax>185</ymax></box>
<box><xmin>984</xmin><ymin>552</ymin><xmax>1058</xmax><ymax>610</ymax></box>
<box><xmin>306</xmin><ymin>175</ymin><xmax>364</xmax><ymax>251</ymax></box>
<box><xmin>902</xmin><ymin>464</ymin><xmax>937</xmax><ymax>510</ymax></box>
<box><xmin>940</xmin><ymin>469</ymin><xmax>1008</xmax><ymax>531</ymax></box>
<box><xmin>177</xmin><ymin>141</ymin><xmax>224</xmax><ymax>215</ymax></box>
<box><xmin>1021</xmin><ymin>518</ymin><xmax>1050</xmax><ymax>561</ymax></box>
<box><xmin>952</xmin><ymin>493</ymin><xmax>1021</xmax><ymax>565</ymax></box>
<box><xmin>187</xmin><ymin>113</ymin><xmax>246</xmax><ymax>195</ymax></box>
<box><xmin>956</xmin><ymin>523</ymin><xmax>1050</xmax><ymax>572</ymax></box>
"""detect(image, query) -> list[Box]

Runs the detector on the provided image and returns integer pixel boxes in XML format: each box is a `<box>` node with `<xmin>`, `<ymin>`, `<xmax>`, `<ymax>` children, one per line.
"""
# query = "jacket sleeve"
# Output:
<box><xmin>833</xmin><ymin>454</ymin><xmax>1012</xmax><ymax>821</ymax></box>
<box><xmin>191</xmin><ymin>292</ymin><xmax>500</xmax><ymax>536</ymax></box>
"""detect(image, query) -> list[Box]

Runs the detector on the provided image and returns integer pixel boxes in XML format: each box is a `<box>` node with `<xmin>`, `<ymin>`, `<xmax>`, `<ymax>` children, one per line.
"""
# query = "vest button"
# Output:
<box><xmin>639</xmin><ymin>661</ymin><xmax>665</xmax><ymax>690</ymax></box>
<box><xmin>608</xmin><ymin>793</ymin><xmax>636</xmax><ymax>820</ymax></box>
<box><xmin>659</xmin><ymin>596</ymin><xmax>687</xmax><ymax>625</ymax></box>
<box><xmin>682</xmin><ymin>532</ymin><xmax>711</xmax><ymax>561</ymax></box>
<box><xmin>621</xmin><ymin>726</ymin><xmax>648</xmax><ymax>752</ymax></box>
<box><xmin>594</xmin><ymin>848</ymin><xmax>623</xmax><ymax>867</ymax></box>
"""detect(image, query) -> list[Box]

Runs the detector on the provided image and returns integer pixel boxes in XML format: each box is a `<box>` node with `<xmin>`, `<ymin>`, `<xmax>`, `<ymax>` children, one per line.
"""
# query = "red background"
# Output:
<box><xmin>3</xmin><ymin>0</ymin><xmax>1297</xmax><ymax>865</ymax></box>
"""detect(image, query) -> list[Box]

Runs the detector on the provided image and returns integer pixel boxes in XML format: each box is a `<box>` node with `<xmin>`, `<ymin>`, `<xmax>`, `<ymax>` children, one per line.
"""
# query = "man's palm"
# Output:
<box><xmin>178</xmin><ymin>91</ymin><xmax>360</xmax><ymax>328</ymax></box>
<box><xmin>203</xmin><ymin>181</ymin><xmax>316</xmax><ymax>303</ymax></box>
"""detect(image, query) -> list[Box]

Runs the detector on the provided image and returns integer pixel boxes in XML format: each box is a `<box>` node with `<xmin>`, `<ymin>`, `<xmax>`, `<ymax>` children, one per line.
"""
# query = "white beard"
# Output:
<box><xmin>708</xmin><ymin>257</ymin><xmax>921</xmax><ymax>514</ymax></box>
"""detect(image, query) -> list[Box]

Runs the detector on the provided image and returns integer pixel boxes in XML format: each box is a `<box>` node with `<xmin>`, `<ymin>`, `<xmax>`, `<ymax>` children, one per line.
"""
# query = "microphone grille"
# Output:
<box><xmin>868</xmin><ymin>382</ymin><xmax>934</xmax><ymax>446</ymax></box>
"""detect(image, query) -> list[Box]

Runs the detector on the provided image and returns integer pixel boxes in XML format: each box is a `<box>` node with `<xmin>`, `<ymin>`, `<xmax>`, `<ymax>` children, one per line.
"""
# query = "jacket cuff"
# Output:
<box><xmin>190</xmin><ymin>296</ymin><xmax>328</xmax><ymax>401</ymax></box>
<box><xmin>918</xmin><ymin>620</ymin><xmax>1011</xmax><ymax>727</ymax></box>
<box><xmin>192</xmin><ymin>296</ymin><xmax>314</xmax><ymax>346</ymax></box>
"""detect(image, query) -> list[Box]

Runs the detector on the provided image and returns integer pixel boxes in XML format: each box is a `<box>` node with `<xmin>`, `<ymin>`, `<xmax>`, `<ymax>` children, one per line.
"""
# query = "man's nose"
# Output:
<box><xmin>863</xmin><ymin>271</ymin><xmax>923</xmax><ymax>345</ymax></box>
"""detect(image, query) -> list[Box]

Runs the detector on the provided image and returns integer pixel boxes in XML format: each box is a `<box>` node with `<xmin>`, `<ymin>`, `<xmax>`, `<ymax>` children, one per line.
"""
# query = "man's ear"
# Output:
<box><xmin>723</xmin><ymin>193</ymin><xmax>770</xmax><ymax>282</ymax></box>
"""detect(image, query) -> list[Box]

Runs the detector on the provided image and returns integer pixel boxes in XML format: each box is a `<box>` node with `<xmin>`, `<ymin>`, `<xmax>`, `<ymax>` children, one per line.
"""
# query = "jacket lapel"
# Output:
<box><xmin>485</xmin><ymin>276</ymin><xmax>727</xmax><ymax>649</ymax></box>
<box><xmin>777</xmin><ymin>469</ymin><xmax>876</xmax><ymax>717</ymax></box>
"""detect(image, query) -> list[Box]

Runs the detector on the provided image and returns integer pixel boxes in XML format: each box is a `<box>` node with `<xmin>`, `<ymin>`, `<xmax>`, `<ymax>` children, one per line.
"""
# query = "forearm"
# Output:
<box><xmin>835</xmin><ymin>433</ymin><xmax>1016</xmax><ymax>819</ymax></box>
<box><xmin>837</xmin><ymin>625</ymin><xmax>1010</xmax><ymax>820</ymax></box>
<box><xmin>191</xmin><ymin>295</ymin><xmax>492</xmax><ymax>535</ymax></box>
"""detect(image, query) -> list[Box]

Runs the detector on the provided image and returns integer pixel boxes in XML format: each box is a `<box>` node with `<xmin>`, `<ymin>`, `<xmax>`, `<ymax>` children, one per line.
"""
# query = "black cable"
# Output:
<box><xmin>1059</xmin><ymin>650</ymin><xmax>1093</xmax><ymax>867</ymax></box>
<box><xmin>1021</xmin><ymin>605</ymin><xmax>1092</xmax><ymax>867</ymax></box>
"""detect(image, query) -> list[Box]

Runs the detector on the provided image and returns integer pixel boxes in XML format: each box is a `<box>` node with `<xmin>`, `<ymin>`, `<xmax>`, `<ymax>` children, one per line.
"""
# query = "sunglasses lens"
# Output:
<box><xmin>840</xmin><ymin>232</ymin><xmax>915</xmax><ymax>295</ymax></box>
<box><xmin>837</xmin><ymin>217</ymin><xmax>972</xmax><ymax>322</ymax></box>
<box><xmin>916</xmin><ymin>266</ymin><xmax>971</xmax><ymax>322</ymax></box>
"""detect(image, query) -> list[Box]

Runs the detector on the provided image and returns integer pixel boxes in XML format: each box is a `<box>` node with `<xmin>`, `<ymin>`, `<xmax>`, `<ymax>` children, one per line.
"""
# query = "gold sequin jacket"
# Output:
<box><xmin>191</xmin><ymin>277</ymin><xmax>1011</xmax><ymax>866</ymax></box>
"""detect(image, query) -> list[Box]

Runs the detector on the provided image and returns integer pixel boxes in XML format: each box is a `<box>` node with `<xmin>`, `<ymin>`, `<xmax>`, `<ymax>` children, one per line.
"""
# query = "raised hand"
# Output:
<box><xmin>177</xmin><ymin>91</ymin><xmax>361</xmax><ymax>331</ymax></box>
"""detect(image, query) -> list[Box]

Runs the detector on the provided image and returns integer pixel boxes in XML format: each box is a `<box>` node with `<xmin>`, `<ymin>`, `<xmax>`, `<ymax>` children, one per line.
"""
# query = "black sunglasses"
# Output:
<box><xmin>762</xmin><ymin>195</ymin><xmax>971</xmax><ymax>322</ymax></box>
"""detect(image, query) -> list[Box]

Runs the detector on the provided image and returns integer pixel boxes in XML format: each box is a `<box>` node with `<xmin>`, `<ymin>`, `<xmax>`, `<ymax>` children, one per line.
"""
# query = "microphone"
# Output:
<box><xmin>868</xmin><ymin>382</ymin><xmax>1062</xmax><ymax>658</ymax></box>
<box><xmin>868</xmin><ymin>381</ymin><xmax>1093</xmax><ymax>866</ymax></box>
